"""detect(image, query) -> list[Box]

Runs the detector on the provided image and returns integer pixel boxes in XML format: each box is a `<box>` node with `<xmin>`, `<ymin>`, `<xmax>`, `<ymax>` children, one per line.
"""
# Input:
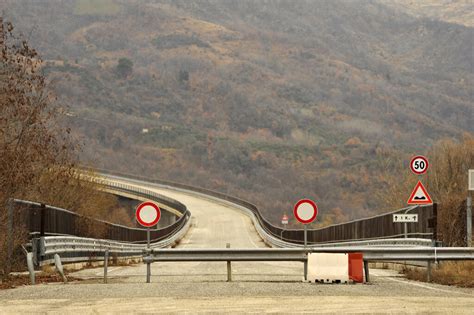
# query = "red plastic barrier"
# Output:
<box><xmin>348</xmin><ymin>252</ymin><xmax>364</xmax><ymax>283</ymax></box>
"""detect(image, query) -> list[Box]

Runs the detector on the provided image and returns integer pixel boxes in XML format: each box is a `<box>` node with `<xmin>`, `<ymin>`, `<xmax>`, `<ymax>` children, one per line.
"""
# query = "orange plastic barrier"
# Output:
<box><xmin>348</xmin><ymin>252</ymin><xmax>364</xmax><ymax>283</ymax></box>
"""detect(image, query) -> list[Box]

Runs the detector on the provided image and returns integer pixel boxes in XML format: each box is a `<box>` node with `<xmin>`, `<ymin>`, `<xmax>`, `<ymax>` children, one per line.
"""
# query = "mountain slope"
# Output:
<box><xmin>3</xmin><ymin>0</ymin><xmax>473</xmax><ymax>225</ymax></box>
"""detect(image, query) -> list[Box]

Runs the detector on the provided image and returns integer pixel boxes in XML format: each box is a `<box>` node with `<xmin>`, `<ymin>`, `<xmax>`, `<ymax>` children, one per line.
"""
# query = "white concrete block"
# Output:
<box><xmin>307</xmin><ymin>253</ymin><xmax>349</xmax><ymax>284</ymax></box>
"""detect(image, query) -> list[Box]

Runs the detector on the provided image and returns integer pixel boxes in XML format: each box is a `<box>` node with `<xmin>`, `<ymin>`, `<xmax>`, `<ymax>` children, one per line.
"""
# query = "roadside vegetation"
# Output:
<box><xmin>403</xmin><ymin>262</ymin><xmax>474</xmax><ymax>288</ymax></box>
<box><xmin>0</xmin><ymin>20</ymin><xmax>132</xmax><ymax>282</ymax></box>
<box><xmin>379</xmin><ymin>134</ymin><xmax>474</xmax><ymax>246</ymax></box>
<box><xmin>382</xmin><ymin>135</ymin><xmax>474</xmax><ymax>287</ymax></box>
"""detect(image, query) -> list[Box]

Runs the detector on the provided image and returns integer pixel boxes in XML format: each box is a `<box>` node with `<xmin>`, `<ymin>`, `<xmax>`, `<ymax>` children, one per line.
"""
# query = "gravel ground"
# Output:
<box><xmin>1</xmin><ymin>268</ymin><xmax>473</xmax><ymax>314</ymax></box>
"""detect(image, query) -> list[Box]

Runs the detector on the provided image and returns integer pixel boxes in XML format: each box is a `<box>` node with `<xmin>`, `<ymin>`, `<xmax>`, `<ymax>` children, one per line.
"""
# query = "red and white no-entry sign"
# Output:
<box><xmin>293</xmin><ymin>199</ymin><xmax>318</xmax><ymax>224</ymax></box>
<box><xmin>136</xmin><ymin>201</ymin><xmax>161</xmax><ymax>227</ymax></box>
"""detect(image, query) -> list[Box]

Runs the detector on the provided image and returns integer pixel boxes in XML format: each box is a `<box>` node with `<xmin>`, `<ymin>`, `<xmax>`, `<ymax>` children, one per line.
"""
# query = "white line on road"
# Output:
<box><xmin>371</xmin><ymin>271</ymin><xmax>473</xmax><ymax>296</ymax></box>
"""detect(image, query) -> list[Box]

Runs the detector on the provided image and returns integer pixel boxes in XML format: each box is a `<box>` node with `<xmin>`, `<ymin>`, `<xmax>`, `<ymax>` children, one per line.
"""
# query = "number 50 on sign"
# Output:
<box><xmin>410</xmin><ymin>156</ymin><xmax>429</xmax><ymax>175</ymax></box>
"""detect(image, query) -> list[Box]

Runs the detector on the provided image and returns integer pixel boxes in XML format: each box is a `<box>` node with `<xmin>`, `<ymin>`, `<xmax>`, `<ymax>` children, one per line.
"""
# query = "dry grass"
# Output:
<box><xmin>403</xmin><ymin>261</ymin><xmax>474</xmax><ymax>288</ymax></box>
<box><xmin>0</xmin><ymin>271</ymin><xmax>82</xmax><ymax>290</ymax></box>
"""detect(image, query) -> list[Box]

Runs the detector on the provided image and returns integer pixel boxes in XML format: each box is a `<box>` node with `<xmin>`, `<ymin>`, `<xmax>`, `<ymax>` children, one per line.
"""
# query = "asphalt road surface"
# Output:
<box><xmin>1</xmin><ymin>180</ymin><xmax>473</xmax><ymax>314</ymax></box>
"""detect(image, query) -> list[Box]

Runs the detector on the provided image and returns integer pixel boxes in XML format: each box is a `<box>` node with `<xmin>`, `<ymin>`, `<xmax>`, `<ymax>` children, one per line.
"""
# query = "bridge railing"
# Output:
<box><xmin>35</xmin><ymin>218</ymin><xmax>191</xmax><ymax>266</ymax></box>
<box><xmin>84</xmin><ymin>167</ymin><xmax>436</xmax><ymax>246</ymax></box>
<box><xmin>11</xmin><ymin>177</ymin><xmax>190</xmax><ymax>243</ymax></box>
<box><xmin>7</xmin><ymin>175</ymin><xmax>192</xmax><ymax>268</ymax></box>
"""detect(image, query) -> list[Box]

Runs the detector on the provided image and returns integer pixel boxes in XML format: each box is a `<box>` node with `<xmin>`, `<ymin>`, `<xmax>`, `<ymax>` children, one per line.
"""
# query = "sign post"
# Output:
<box><xmin>294</xmin><ymin>199</ymin><xmax>318</xmax><ymax>247</ymax></box>
<box><xmin>293</xmin><ymin>199</ymin><xmax>318</xmax><ymax>281</ymax></box>
<box><xmin>136</xmin><ymin>201</ymin><xmax>161</xmax><ymax>283</ymax></box>
<box><xmin>467</xmin><ymin>170</ymin><xmax>473</xmax><ymax>247</ymax></box>
<box><xmin>281</xmin><ymin>214</ymin><xmax>288</xmax><ymax>241</ymax></box>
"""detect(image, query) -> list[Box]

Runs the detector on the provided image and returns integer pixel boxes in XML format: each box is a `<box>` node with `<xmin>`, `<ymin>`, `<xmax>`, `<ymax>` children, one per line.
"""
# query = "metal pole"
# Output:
<box><xmin>304</xmin><ymin>225</ymin><xmax>308</xmax><ymax>281</ymax></box>
<box><xmin>146</xmin><ymin>228</ymin><xmax>151</xmax><ymax>283</ymax></box>
<box><xmin>104</xmin><ymin>250</ymin><xmax>109</xmax><ymax>284</ymax></box>
<box><xmin>403</xmin><ymin>206</ymin><xmax>415</xmax><ymax>239</ymax></box>
<box><xmin>40</xmin><ymin>203</ymin><xmax>46</xmax><ymax>237</ymax></box>
<box><xmin>432</xmin><ymin>203</ymin><xmax>438</xmax><ymax>245</ymax></box>
<box><xmin>6</xmin><ymin>199</ymin><xmax>13</xmax><ymax>276</ymax></box>
<box><xmin>226</xmin><ymin>243</ymin><xmax>232</xmax><ymax>282</ymax></box>
<box><xmin>467</xmin><ymin>196</ymin><xmax>472</xmax><ymax>247</ymax></box>
<box><xmin>304</xmin><ymin>225</ymin><xmax>307</xmax><ymax>249</ymax></box>
<box><xmin>26</xmin><ymin>252</ymin><xmax>35</xmax><ymax>285</ymax></box>
<box><xmin>54</xmin><ymin>254</ymin><xmax>67</xmax><ymax>283</ymax></box>
<box><xmin>364</xmin><ymin>260</ymin><xmax>370</xmax><ymax>283</ymax></box>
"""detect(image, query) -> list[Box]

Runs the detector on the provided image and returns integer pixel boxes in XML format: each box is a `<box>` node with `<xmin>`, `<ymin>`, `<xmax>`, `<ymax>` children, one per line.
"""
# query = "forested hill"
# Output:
<box><xmin>4</xmin><ymin>0</ymin><xmax>473</xmax><ymax>226</ymax></box>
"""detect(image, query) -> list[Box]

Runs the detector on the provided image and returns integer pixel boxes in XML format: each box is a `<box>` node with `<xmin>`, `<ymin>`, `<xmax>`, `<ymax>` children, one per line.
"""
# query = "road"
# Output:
<box><xmin>1</xmin><ymin>179</ymin><xmax>473</xmax><ymax>313</ymax></box>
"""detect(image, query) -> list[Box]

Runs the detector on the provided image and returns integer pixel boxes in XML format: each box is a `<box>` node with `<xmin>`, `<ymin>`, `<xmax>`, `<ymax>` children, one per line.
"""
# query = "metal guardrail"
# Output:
<box><xmin>141</xmin><ymin>247</ymin><xmax>474</xmax><ymax>283</ymax></box>
<box><xmin>37</xmin><ymin>218</ymin><xmax>191</xmax><ymax>266</ymax></box>
<box><xmin>144</xmin><ymin>247</ymin><xmax>474</xmax><ymax>262</ymax></box>
<box><xmin>14</xmin><ymin>197</ymin><xmax>189</xmax><ymax>244</ymax></box>
<box><xmin>86</xmin><ymin>168</ymin><xmax>436</xmax><ymax>247</ymax></box>
<box><xmin>93</xmin><ymin>172</ymin><xmax>435</xmax><ymax>249</ymax></box>
<box><xmin>30</xmin><ymin>171</ymin><xmax>433</xmax><ymax>270</ymax></box>
<box><xmin>17</xmin><ymin>175</ymin><xmax>193</xmax><ymax>266</ymax></box>
<box><xmin>86</xmin><ymin>175</ymin><xmax>188</xmax><ymax>217</ymax></box>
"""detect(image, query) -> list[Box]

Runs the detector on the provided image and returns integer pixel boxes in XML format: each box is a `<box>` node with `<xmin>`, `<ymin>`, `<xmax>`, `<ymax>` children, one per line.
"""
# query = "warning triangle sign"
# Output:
<box><xmin>407</xmin><ymin>181</ymin><xmax>433</xmax><ymax>205</ymax></box>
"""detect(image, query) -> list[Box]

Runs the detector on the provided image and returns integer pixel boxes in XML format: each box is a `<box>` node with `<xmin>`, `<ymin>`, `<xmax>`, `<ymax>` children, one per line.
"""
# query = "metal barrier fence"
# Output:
<box><xmin>145</xmin><ymin>247</ymin><xmax>474</xmax><ymax>262</ymax></box>
<box><xmin>85</xmin><ymin>167</ymin><xmax>436</xmax><ymax>245</ymax></box>
<box><xmin>142</xmin><ymin>247</ymin><xmax>474</xmax><ymax>283</ymax></box>
<box><xmin>10</xmin><ymin>178</ymin><xmax>190</xmax><ymax>244</ymax></box>
<box><xmin>35</xmin><ymin>218</ymin><xmax>191</xmax><ymax>266</ymax></box>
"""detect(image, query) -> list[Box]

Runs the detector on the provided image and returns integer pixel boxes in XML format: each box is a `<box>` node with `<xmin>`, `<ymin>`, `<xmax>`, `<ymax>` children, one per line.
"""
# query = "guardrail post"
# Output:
<box><xmin>364</xmin><ymin>261</ymin><xmax>370</xmax><ymax>283</ymax></box>
<box><xmin>226</xmin><ymin>243</ymin><xmax>232</xmax><ymax>282</ymax></box>
<box><xmin>54</xmin><ymin>254</ymin><xmax>67</xmax><ymax>283</ymax></box>
<box><xmin>27</xmin><ymin>252</ymin><xmax>35</xmax><ymax>285</ymax></box>
<box><xmin>104</xmin><ymin>250</ymin><xmax>109</xmax><ymax>284</ymax></box>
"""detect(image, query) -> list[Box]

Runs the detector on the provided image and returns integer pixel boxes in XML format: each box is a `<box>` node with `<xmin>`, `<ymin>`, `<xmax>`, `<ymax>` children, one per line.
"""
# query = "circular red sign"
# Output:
<box><xmin>136</xmin><ymin>201</ymin><xmax>161</xmax><ymax>227</ymax></box>
<box><xmin>410</xmin><ymin>155</ymin><xmax>429</xmax><ymax>175</ymax></box>
<box><xmin>293</xmin><ymin>199</ymin><xmax>318</xmax><ymax>224</ymax></box>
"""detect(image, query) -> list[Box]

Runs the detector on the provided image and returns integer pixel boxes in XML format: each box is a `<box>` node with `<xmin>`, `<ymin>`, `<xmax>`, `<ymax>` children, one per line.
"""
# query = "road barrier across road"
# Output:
<box><xmin>142</xmin><ymin>247</ymin><xmax>474</xmax><ymax>283</ymax></box>
<box><xmin>144</xmin><ymin>247</ymin><xmax>474</xmax><ymax>262</ymax></box>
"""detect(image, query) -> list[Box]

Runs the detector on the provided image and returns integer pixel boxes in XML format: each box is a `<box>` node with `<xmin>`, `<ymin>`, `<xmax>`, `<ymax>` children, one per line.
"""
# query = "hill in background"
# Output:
<box><xmin>4</xmin><ymin>0</ymin><xmax>473</xmax><ymax>226</ymax></box>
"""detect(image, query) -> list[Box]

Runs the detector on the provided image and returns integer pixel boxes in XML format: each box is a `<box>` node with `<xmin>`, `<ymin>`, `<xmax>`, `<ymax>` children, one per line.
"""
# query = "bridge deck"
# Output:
<box><xmin>1</xmin><ymin>177</ymin><xmax>473</xmax><ymax>313</ymax></box>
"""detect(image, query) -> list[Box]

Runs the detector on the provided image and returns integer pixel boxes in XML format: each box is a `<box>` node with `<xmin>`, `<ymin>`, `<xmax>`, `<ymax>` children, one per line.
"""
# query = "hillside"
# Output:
<box><xmin>387</xmin><ymin>0</ymin><xmax>474</xmax><ymax>27</ymax></box>
<box><xmin>3</xmin><ymin>0</ymin><xmax>473</xmax><ymax>226</ymax></box>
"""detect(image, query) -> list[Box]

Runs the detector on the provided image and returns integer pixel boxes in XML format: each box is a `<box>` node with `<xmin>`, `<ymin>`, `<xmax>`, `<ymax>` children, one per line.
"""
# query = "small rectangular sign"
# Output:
<box><xmin>469</xmin><ymin>170</ymin><xmax>474</xmax><ymax>191</ymax></box>
<box><xmin>393</xmin><ymin>214</ymin><xmax>418</xmax><ymax>223</ymax></box>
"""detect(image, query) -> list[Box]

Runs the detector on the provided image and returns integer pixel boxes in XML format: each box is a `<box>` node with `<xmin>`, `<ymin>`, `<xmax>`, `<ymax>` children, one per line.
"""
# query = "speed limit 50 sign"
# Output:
<box><xmin>410</xmin><ymin>156</ymin><xmax>429</xmax><ymax>175</ymax></box>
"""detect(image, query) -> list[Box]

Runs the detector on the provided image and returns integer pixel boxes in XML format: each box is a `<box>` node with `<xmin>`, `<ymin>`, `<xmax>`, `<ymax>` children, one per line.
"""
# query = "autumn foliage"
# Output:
<box><xmin>378</xmin><ymin>134</ymin><xmax>474</xmax><ymax>246</ymax></box>
<box><xmin>0</xmin><ymin>20</ymin><xmax>130</xmax><ymax>280</ymax></box>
